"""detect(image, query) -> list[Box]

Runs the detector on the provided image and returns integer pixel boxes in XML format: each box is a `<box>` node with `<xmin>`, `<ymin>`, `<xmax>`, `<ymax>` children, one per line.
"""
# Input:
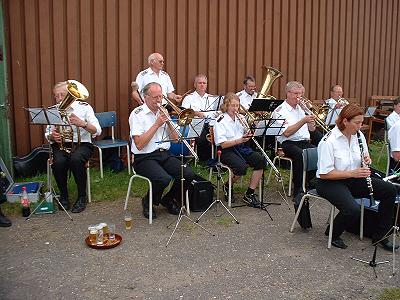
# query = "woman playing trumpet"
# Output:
<box><xmin>213</xmin><ymin>93</ymin><xmax>266</xmax><ymax>207</ymax></box>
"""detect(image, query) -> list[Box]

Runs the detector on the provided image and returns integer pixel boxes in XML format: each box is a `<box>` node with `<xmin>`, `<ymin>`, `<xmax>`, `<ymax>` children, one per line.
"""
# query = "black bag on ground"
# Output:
<box><xmin>188</xmin><ymin>174</ymin><xmax>214</xmax><ymax>212</ymax></box>
<box><xmin>13</xmin><ymin>145</ymin><xmax>49</xmax><ymax>178</ymax></box>
<box><xmin>101</xmin><ymin>136</ymin><xmax>125</xmax><ymax>173</ymax></box>
<box><xmin>293</xmin><ymin>193</ymin><xmax>312</xmax><ymax>229</ymax></box>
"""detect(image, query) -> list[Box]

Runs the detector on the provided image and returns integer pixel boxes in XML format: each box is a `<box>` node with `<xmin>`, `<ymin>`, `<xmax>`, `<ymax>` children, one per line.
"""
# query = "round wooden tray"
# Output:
<box><xmin>85</xmin><ymin>233</ymin><xmax>122</xmax><ymax>249</ymax></box>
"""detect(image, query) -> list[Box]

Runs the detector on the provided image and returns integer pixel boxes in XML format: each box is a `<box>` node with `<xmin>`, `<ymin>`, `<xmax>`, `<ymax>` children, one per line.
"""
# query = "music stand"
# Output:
<box><xmin>325</xmin><ymin>107</ymin><xmax>342</xmax><ymax>127</ymax></box>
<box><xmin>25</xmin><ymin>107</ymin><xmax>73</xmax><ymax>221</ymax></box>
<box><xmin>251</xmin><ymin>113</ymin><xmax>290</xmax><ymax>216</ymax></box>
<box><xmin>157</xmin><ymin>117</ymin><xmax>214</xmax><ymax>247</ymax></box>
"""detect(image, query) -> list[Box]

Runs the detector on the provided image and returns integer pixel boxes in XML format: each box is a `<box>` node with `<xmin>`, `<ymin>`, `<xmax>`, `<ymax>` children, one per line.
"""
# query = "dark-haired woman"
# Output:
<box><xmin>316</xmin><ymin>104</ymin><xmax>398</xmax><ymax>250</ymax></box>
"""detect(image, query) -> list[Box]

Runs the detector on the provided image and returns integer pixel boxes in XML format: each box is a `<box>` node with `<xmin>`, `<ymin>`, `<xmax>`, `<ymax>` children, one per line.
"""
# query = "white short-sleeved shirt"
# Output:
<box><xmin>388</xmin><ymin>120</ymin><xmax>400</xmax><ymax>157</ymax></box>
<box><xmin>135</xmin><ymin>67</ymin><xmax>175</xmax><ymax>99</ymax></box>
<box><xmin>317</xmin><ymin>126</ymin><xmax>368</xmax><ymax>178</ymax></box>
<box><xmin>386</xmin><ymin>111</ymin><xmax>400</xmax><ymax>130</ymax></box>
<box><xmin>182</xmin><ymin>91</ymin><xmax>220</xmax><ymax>122</ymax></box>
<box><xmin>129</xmin><ymin>104</ymin><xmax>170</xmax><ymax>154</ymax></box>
<box><xmin>272</xmin><ymin>100</ymin><xmax>310</xmax><ymax>143</ymax></box>
<box><xmin>213</xmin><ymin>113</ymin><xmax>246</xmax><ymax>146</ymax></box>
<box><xmin>45</xmin><ymin>101</ymin><xmax>101</xmax><ymax>143</ymax></box>
<box><xmin>236</xmin><ymin>90</ymin><xmax>258</xmax><ymax>110</ymax></box>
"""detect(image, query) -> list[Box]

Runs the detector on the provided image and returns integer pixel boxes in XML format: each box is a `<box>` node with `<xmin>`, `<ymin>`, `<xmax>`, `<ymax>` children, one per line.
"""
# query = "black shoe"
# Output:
<box><xmin>160</xmin><ymin>198</ymin><xmax>180</xmax><ymax>215</ymax></box>
<box><xmin>377</xmin><ymin>238</ymin><xmax>399</xmax><ymax>251</ymax></box>
<box><xmin>71</xmin><ymin>196</ymin><xmax>87</xmax><ymax>213</ymax></box>
<box><xmin>331</xmin><ymin>237</ymin><xmax>348</xmax><ymax>249</ymax></box>
<box><xmin>223</xmin><ymin>184</ymin><xmax>235</xmax><ymax>203</ymax></box>
<box><xmin>0</xmin><ymin>208</ymin><xmax>11</xmax><ymax>227</ymax></box>
<box><xmin>243</xmin><ymin>193</ymin><xmax>261</xmax><ymax>208</ymax></box>
<box><xmin>57</xmin><ymin>195</ymin><xmax>70</xmax><ymax>210</ymax></box>
<box><xmin>142</xmin><ymin>197</ymin><xmax>157</xmax><ymax>219</ymax></box>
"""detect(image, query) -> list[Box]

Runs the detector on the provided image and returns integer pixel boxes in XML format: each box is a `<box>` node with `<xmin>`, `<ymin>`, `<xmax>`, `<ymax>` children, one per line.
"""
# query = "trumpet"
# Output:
<box><xmin>337</xmin><ymin>97</ymin><xmax>349</xmax><ymax>106</ymax></box>
<box><xmin>298</xmin><ymin>96</ymin><xmax>331</xmax><ymax>133</ymax></box>
<box><xmin>235</xmin><ymin>113</ymin><xmax>282</xmax><ymax>179</ymax></box>
<box><xmin>157</xmin><ymin>104</ymin><xmax>198</xmax><ymax>160</ymax></box>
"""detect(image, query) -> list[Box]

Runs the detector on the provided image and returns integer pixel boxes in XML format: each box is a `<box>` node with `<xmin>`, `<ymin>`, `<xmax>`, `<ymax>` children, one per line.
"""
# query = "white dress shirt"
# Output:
<box><xmin>129</xmin><ymin>103</ymin><xmax>170</xmax><ymax>154</ymax></box>
<box><xmin>388</xmin><ymin>120</ymin><xmax>400</xmax><ymax>157</ymax></box>
<box><xmin>182</xmin><ymin>91</ymin><xmax>221</xmax><ymax>122</ymax></box>
<box><xmin>386</xmin><ymin>111</ymin><xmax>400</xmax><ymax>130</ymax></box>
<box><xmin>317</xmin><ymin>126</ymin><xmax>368</xmax><ymax>178</ymax></box>
<box><xmin>272</xmin><ymin>100</ymin><xmax>310</xmax><ymax>143</ymax></box>
<box><xmin>324</xmin><ymin>98</ymin><xmax>342</xmax><ymax>126</ymax></box>
<box><xmin>236</xmin><ymin>90</ymin><xmax>258</xmax><ymax>110</ymax></box>
<box><xmin>135</xmin><ymin>67</ymin><xmax>175</xmax><ymax>99</ymax></box>
<box><xmin>213</xmin><ymin>113</ymin><xmax>246</xmax><ymax>146</ymax></box>
<box><xmin>45</xmin><ymin>101</ymin><xmax>101</xmax><ymax>143</ymax></box>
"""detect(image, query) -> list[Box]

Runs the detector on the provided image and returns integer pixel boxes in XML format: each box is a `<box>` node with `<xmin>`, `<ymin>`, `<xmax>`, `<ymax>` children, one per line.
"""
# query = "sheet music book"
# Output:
<box><xmin>157</xmin><ymin>117</ymin><xmax>205</xmax><ymax>144</ymax></box>
<box><xmin>325</xmin><ymin>108</ymin><xmax>342</xmax><ymax>126</ymax></box>
<box><xmin>248</xmin><ymin>99</ymin><xmax>284</xmax><ymax>113</ymax></box>
<box><xmin>364</xmin><ymin>106</ymin><xmax>377</xmax><ymax>117</ymax></box>
<box><xmin>253</xmin><ymin>118</ymin><xmax>286</xmax><ymax>137</ymax></box>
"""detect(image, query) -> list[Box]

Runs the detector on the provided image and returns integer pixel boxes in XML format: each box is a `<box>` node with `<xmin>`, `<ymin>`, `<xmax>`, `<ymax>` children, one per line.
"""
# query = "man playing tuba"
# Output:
<box><xmin>45</xmin><ymin>81</ymin><xmax>101</xmax><ymax>213</ymax></box>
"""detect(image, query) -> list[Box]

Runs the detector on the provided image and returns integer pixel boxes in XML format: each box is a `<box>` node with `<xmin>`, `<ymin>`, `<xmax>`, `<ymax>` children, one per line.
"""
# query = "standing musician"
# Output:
<box><xmin>129</xmin><ymin>82</ymin><xmax>196</xmax><ymax>219</ymax></box>
<box><xmin>236</xmin><ymin>75</ymin><xmax>258</xmax><ymax>110</ymax></box>
<box><xmin>271</xmin><ymin>81</ymin><xmax>322</xmax><ymax>198</ymax></box>
<box><xmin>213</xmin><ymin>93</ymin><xmax>265</xmax><ymax>207</ymax></box>
<box><xmin>132</xmin><ymin>53</ymin><xmax>182</xmax><ymax>107</ymax></box>
<box><xmin>181</xmin><ymin>74</ymin><xmax>220</xmax><ymax>162</ymax></box>
<box><xmin>386</xmin><ymin>99</ymin><xmax>400</xmax><ymax>130</ymax></box>
<box><xmin>45</xmin><ymin>81</ymin><xmax>101</xmax><ymax>213</ymax></box>
<box><xmin>316</xmin><ymin>104</ymin><xmax>398</xmax><ymax>250</ymax></box>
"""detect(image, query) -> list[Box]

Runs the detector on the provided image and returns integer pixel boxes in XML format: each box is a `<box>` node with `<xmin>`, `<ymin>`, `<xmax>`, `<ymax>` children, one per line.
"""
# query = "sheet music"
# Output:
<box><xmin>325</xmin><ymin>108</ymin><xmax>342</xmax><ymax>126</ymax></box>
<box><xmin>364</xmin><ymin>106</ymin><xmax>377</xmax><ymax>117</ymax></box>
<box><xmin>27</xmin><ymin>108</ymin><xmax>65</xmax><ymax>125</ymax></box>
<box><xmin>157</xmin><ymin>117</ymin><xmax>205</xmax><ymax>143</ymax></box>
<box><xmin>253</xmin><ymin>118</ymin><xmax>286</xmax><ymax>137</ymax></box>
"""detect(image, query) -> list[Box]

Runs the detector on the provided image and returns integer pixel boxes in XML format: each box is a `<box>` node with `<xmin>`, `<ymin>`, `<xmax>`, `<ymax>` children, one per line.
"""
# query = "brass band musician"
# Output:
<box><xmin>129</xmin><ymin>82</ymin><xmax>196</xmax><ymax>219</ymax></box>
<box><xmin>236</xmin><ymin>75</ymin><xmax>258</xmax><ymax>110</ymax></box>
<box><xmin>45</xmin><ymin>81</ymin><xmax>101</xmax><ymax>213</ymax></box>
<box><xmin>213</xmin><ymin>93</ymin><xmax>265</xmax><ymax>207</ymax></box>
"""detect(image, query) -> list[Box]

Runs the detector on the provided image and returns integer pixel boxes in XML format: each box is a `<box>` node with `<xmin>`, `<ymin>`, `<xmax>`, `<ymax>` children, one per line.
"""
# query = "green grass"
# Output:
<box><xmin>3</xmin><ymin>141</ymin><xmax>388</xmax><ymax>217</ymax></box>
<box><xmin>379</xmin><ymin>288</ymin><xmax>400</xmax><ymax>300</ymax></box>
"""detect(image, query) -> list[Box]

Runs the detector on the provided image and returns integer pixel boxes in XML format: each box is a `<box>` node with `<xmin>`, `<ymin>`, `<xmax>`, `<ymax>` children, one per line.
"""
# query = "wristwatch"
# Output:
<box><xmin>83</xmin><ymin>121</ymin><xmax>88</xmax><ymax>129</ymax></box>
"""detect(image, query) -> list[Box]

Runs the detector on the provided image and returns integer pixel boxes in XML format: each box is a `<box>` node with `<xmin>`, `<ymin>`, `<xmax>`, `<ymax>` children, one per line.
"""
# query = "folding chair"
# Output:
<box><xmin>289</xmin><ymin>147</ymin><xmax>336</xmax><ymax>248</ymax></box>
<box><xmin>93</xmin><ymin>111</ymin><xmax>131</xmax><ymax>179</ymax></box>
<box><xmin>266</xmin><ymin>137</ymin><xmax>293</xmax><ymax>196</ymax></box>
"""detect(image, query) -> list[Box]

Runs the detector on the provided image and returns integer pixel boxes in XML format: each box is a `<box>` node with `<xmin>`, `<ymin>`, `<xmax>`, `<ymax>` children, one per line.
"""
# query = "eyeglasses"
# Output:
<box><xmin>158</xmin><ymin>60</ymin><xmax>164</xmax><ymax>63</ymax></box>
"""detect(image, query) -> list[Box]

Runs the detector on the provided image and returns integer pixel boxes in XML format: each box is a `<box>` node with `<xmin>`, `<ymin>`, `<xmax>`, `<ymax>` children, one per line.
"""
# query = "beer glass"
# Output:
<box><xmin>124</xmin><ymin>212</ymin><xmax>132</xmax><ymax>230</ymax></box>
<box><xmin>96</xmin><ymin>225</ymin><xmax>104</xmax><ymax>245</ymax></box>
<box><xmin>88</xmin><ymin>226</ymin><xmax>97</xmax><ymax>244</ymax></box>
<box><xmin>109</xmin><ymin>223</ymin><xmax>116</xmax><ymax>240</ymax></box>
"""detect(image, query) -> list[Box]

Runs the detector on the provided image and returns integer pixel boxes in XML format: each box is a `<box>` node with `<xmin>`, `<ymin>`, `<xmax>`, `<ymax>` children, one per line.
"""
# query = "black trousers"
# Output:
<box><xmin>219</xmin><ymin>146</ymin><xmax>265</xmax><ymax>176</ymax></box>
<box><xmin>316</xmin><ymin>177</ymin><xmax>397</xmax><ymax>240</ymax></box>
<box><xmin>281</xmin><ymin>130</ymin><xmax>322</xmax><ymax>195</ymax></box>
<box><xmin>133</xmin><ymin>150</ymin><xmax>196</xmax><ymax>205</ymax></box>
<box><xmin>196</xmin><ymin>124</ymin><xmax>212</xmax><ymax>162</ymax></box>
<box><xmin>51</xmin><ymin>143</ymin><xmax>93</xmax><ymax>198</ymax></box>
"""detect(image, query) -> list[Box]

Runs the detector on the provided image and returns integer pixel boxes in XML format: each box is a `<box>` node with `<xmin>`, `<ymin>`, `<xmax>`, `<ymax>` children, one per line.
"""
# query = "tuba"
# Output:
<box><xmin>241</xmin><ymin>66</ymin><xmax>283</xmax><ymax>126</ymax></box>
<box><xmin>57</xmin><ymin>80</ymin><xmax>89</xmax><ymax>153</ymax></box>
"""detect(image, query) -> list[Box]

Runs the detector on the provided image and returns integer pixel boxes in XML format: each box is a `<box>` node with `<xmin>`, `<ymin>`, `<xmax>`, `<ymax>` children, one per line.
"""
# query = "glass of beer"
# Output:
<box><xmin>99</xmin><ymin>222</ymin><xmax>108</xmax><ymax>235</ymax></box>
<box><xmin>109</xmin><ymin>223</ymin><xmax>116</xmax><ymax>240</ymax></box>
<box><xmin>88</xmin><ymin>226</ymin><xmax>97</xmax><ymax>244</ymax></box>
<box><xmin>124</xmin><ymin>212</ymin><xmax>132</xmax><ymax>230</ymax></box>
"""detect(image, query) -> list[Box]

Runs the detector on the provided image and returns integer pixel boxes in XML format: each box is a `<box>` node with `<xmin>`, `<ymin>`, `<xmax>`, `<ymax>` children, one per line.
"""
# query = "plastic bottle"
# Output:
<box><xmin>21</xmin><ymin>186</ymin><xmax>31</xmax><ymax>217</ymax></box>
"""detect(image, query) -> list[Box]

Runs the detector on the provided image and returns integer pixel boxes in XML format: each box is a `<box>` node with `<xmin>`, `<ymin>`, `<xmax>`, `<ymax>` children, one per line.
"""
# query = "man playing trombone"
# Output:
<box><xmin>271</xmin><ymin>81</ymin><xmax>322</xmax><ymax>199</ymax></box>
<box><xmin>129</xmin><ymin>82</ymin><xmax>196</xmax><ymax>219</ymax></box>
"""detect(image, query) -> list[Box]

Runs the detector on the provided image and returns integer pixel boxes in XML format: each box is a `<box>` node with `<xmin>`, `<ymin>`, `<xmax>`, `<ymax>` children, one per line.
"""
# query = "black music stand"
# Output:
<box><xmin>25</xmin><ymin>107</ymin><xmax>73</xmax><ymax>221</ymax></box>
<box><xmin>157</xmin><ymin>117</ymin><xmax>214</xmax><ymax>247</ymax></box>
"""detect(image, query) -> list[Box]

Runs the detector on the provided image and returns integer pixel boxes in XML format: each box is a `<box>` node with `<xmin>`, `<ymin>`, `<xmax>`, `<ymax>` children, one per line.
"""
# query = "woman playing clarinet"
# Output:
<box><xmin>316</xmin><ymin>103</ymin><xmax>398</xmax><ymax>250</ymax></box>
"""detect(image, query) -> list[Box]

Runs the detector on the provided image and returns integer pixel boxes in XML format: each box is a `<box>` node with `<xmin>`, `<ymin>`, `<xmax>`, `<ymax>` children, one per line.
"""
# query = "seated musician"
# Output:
<box><xmin>386</xmin><ymin>99</ymin><xmax>400</xmax><ymax>130</ymax></box>
<box><xmin>213</xmin><ymin>93</ymin><xmax>265</xmax><ymax>207</ymax></box>
<box><xmin>181</xmin><ymin>74</ymin><xmax>219</xmax><ymax>162</ymax></box>
<box><xmin>316</xmin><ymin>104</ymin><xmax>397</xmax><ymax>250</ymax></box>
<box><xmin>325</xmin><ymin>85</ymin><xmax>345</xmax><ymax>109</ymax></box>
<box><xmin>271</xmin><ymin>81</ymin><xmax>322</xmax><ymax>198</ymax></box>
<box><xmin>129</xmin><ymin>82</ymin><xmax>196</xmax><ymax>219</ymax></box>
<box><xmin>236</xmin><ymin>75</ymin><xmax>258</xmax><ymax>110</ymax></box>
<box><xmin>388</xmin><ymin>119</ymin><xmax>400</xmax><ymax>172</ymax></box>
<box><xmin>45</xmin><ymin>81</ymin><xmax>101</xmax><ymax>213</ymax></box>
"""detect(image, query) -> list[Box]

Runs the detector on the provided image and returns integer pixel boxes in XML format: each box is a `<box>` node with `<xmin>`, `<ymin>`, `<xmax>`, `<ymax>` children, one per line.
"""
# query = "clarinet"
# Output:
<box><xmin>356</xmin><ymin>131</ymin><xmax>375</xmax><ymax>206</ymax></box>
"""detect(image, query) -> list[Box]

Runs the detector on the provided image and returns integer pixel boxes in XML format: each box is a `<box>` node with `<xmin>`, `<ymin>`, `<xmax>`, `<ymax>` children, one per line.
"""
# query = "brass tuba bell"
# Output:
<box><xmin>258</xmin><ymin>66</ymin><xmax>284</xmax><ymax>99</ymax></box>
<box><xmin>57</xmin><ymin>80</ymin><xmax>89</xmax><ymax>153</ymax></box>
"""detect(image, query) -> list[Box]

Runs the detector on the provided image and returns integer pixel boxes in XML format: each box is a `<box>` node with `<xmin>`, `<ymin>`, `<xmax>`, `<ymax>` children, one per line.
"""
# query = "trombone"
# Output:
<box><xmin>298</xmin><ymin>96</ymin><xmax>331</xmax><ymax>133</ymax></box>
<box><xmin>235</xmin><ymin>113</ymin><xmax>282</xmax><ymax>180</ymax></box>
<box><xmin>158</xmin><ymin>104</ymin><xmax>198</xmax><ymax>160</ymax></box>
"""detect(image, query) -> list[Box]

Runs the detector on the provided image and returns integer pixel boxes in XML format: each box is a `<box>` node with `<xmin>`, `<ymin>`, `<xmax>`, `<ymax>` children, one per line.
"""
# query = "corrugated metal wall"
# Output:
<box><xmin>4</xmin><ymin>0</ymin><xmax>400</xmax><ymax>156</ymax></box>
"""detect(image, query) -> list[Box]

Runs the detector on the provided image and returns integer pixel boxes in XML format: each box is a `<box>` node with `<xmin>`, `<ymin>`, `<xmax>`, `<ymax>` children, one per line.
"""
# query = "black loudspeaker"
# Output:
<box><xmin>188</xmin><ymin>175</ymin><xmax>214</xmax><ymax>212</ymax></box>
